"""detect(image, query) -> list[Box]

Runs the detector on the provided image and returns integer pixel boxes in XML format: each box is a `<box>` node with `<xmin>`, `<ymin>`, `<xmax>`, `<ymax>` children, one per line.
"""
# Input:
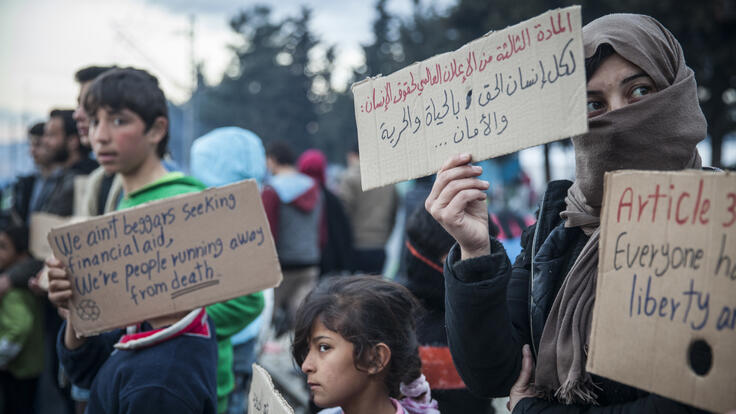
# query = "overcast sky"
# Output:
<box><xmin>0</xmin><ymin>0</ymin><xmax>451</xmax><ymax>122</ymax></box>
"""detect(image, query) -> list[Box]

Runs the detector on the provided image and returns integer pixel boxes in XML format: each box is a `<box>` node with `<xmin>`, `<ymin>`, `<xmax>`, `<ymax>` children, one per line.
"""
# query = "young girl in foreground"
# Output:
<box><xmin>292</xmin><ymin>276</ymin><xmax>440</xmax><ymax>414</ymax></box>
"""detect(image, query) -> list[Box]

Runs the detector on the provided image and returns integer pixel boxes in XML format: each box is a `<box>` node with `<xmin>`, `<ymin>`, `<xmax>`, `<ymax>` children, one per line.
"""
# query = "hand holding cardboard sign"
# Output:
<box><xmin>425</xmin><ymin>153</ymin><xmax>491</xmax><ymax>259</ymax></box>
<box><xmin>46</xmin><ymin>257</ymin><xmax>72</xmax><ymax>311</ymax></box>
<box><xmin>46</xmin><ymin>257</ymin><xmax>85</xmax><ymax>350</ymax></box>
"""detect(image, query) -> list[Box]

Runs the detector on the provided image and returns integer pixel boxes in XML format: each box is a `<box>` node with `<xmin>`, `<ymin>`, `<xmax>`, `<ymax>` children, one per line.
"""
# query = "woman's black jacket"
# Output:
<box><xmin>443</xmin><ymin>180</ymin><xmax>707</xmax><ymax>413</ymax></box>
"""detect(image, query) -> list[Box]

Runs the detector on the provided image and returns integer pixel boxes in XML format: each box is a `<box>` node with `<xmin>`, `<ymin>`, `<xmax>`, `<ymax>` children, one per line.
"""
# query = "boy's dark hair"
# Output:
<box><xmin>74</xmin><ymin>65</ymin><xmax>117</xmax><ymax>83</ymax></box>
<box><xmin>28</xmin><ymin>122</ymin><xmax>45</xmax><ymax>136</ymax></box>
<box><xmin>585</xmin><ymin>43</ymin><xmax>615</xmax><ymax>82</ymax></box>
<box><xmin>83</xmin><ymin>68</ymin><xmax>169</xmax><ymax>158</ymax></box>
<box><xmin>0</xmin><ymin>219</ymin><xmax>29</xmax><ymax>254</ymax></box>
<box><xmin>292</xmin><ymin>275</ymin><xmax>423</xmax><ymax>398</ymax></box>
<box><xmin>50</xmin><ymin>109</ymin><xmax>79</xmax><ymax>138</ymax></box>
<box><xmin>266</xmin><ymin>140</ymin><xmax>296</xmax><ymax>166</ymax></box>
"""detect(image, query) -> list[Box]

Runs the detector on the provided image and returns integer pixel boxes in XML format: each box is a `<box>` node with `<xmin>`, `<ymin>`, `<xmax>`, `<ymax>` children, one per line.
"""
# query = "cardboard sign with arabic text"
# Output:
<box><xmin>588</xmin><ymin>170</ymin><xmax>736</xmax><ymax>413</ymax></box>
<box><xmin>352</xmin><ymin>6</ymin><xmax>587</xmax><ymax>190</ymax></box>
<box><xmin>47</xmin><ymin>180</ymin><xmax>282</xmax><ymax>336</ymax></box>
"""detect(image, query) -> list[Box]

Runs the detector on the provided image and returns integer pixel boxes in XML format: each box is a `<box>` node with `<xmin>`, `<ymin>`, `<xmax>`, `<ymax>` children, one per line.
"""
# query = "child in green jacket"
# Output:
<box><xmin>0</xmin><ymin>220</ymin><xmax>44</xmax><ymax>414</ymax></box>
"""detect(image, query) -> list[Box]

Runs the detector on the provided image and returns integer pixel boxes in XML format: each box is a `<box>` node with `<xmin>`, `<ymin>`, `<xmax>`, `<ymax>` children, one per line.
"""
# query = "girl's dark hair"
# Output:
<box><xmin>83</xmin><ymin>68</ymin><xmax>169</xmax><ymax>158</ymax></box>
<box><xmin>292</xmin><ymin>275</ymin><xmax>423</xmax><ymax>398</ymax></box>
<box><xmin>585</xmin><ymin>43</ymin><xmax>615</xmax><ymax>82</ymax></box>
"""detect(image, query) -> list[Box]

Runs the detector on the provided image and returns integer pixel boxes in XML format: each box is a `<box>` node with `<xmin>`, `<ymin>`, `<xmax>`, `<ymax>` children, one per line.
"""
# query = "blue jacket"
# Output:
<box><xmin>57</xmin><ymin>318</ymin><xmax>217</xmax><ymax>414</ymax></box>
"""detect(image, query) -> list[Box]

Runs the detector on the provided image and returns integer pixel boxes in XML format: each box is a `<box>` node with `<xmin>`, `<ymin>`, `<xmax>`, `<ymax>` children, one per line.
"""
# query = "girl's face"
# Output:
<box><xmin>301</xmin><ymin>319</ymin><xmax>372</xmax><ymax>408</ymax></box>
<box><xmin>586</xmin><ymin>53</ymin><xmax>658</xmax><ymax>118</ymax></box>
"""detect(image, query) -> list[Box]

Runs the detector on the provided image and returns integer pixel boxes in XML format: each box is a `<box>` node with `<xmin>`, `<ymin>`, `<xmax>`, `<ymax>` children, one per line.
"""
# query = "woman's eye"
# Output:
<box><xmin>586</xmin><ymin>101</ymin><xmax>604</xmax><ymax>115</ymax></box>
<box><xmin>318</xmin><ymin>344</ymin><xmax>330</xmax><ymax>352</ymax></box>
<box><xmin>631</xmin><ymin>85</ymin><xmax>652</xmax><ymax>99</ymax></box>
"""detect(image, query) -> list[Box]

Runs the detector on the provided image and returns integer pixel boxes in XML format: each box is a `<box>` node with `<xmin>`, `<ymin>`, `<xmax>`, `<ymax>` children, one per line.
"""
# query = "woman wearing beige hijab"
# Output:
<box><xmin>425</xmin><ymin>14</ymin><xmax>708</xmax><ymax>413</ymax></box>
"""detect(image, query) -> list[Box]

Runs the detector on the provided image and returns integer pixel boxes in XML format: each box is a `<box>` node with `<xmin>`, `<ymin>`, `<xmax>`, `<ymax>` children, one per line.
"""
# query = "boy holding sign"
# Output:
<box><xmin>47</xmin><ymin>68</ymin><xmax>262</xmax><ymax>413</ymax></box>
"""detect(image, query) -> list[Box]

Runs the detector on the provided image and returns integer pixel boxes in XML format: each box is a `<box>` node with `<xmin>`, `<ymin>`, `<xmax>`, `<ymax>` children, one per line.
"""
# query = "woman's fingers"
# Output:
<box><xmin>441</xmin><ymin>188</ymin><xmax>487</xmax><ymax>225</ymax></box>
<box><xmin>516</xmin><ymin>344</ymin><xmax>534</xmax><ymax>387</ymax></box>
<box><xmin>432</xmin><ymin>177</ymin><xmax>489</xmax><ymax>212</ymax></box>
<box><xmin>426</xmin><ymin>154</ymin><xmax>479</xmax><ymax>208</ymax></box>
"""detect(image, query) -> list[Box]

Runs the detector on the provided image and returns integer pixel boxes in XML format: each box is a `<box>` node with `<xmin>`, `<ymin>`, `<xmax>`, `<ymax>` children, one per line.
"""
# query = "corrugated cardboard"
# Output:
<box><xmin>352</xmin><ymin>6</ymin><xmax>587</xmax><ymax>190</ymax></box>
<box><xmin>249</xmin><ymin>364</ymin><xmax>295</xmax><ymax>414</ymax></box>
<box><xmin>30</xmin><ymin>213</ymin><xmax>85</xmax><ymax>259</ymax></box>
<box><xmin>588</xmin><ymin>170</ymin><xmax>736</xmax><ymax>413</ymax></box>
<box><xmin>47</xmin><ymin>179</ymin><xmax>282</xmax><ymax>336</ymax></box>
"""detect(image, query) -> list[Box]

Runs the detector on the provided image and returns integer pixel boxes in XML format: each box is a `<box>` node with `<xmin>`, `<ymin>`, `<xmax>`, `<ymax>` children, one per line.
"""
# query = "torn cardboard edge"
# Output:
<box><xmin>249</xmin><ymin>363</ymin><xmax>295</xmax><ymax>414</ymax></box>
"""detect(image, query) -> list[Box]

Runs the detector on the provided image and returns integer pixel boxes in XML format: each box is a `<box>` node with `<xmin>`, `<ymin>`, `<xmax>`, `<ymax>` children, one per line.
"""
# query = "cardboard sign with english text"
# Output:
<box><xmin>47</xmin><ymin>179</ymin><xmax>282</xmax><ymax>336</ymax></box>
<box><xmin>352</xmin><ymin>6</ymin><xmax>587</xmax><ymax>190</ymax></box>
<box><xmin>588</xmin><ymin>170</ymin><xmax>736</xmax><ymax>413</ymax></box>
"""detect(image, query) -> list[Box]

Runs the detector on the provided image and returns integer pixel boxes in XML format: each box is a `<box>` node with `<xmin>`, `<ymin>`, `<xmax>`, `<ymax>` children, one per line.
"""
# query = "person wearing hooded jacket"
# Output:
<box><xmin>297</xmin><ymin>149</ymin><xmax>355</xmax><ymax>276</ymax></box>
<box><xmin>263</xmin><ymin>140</ymin><xmax>322</xmax><ymax>333</ymax></box>
<box><xmin>425</xmin><ymin>14</ymin><xmax>711</xmax><ymax>413</ymax></box>
<box><xmin>190</xmin><ymin>127</ymin><xmax>267</xmax><ymax>414</ymax></box>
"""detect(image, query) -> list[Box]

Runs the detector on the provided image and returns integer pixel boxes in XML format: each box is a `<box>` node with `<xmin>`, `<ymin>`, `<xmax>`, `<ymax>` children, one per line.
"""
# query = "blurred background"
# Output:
<box><xmin>1</xmin><ymin>0</ymin><xmax>735</xmax><ymax>191</ymax></box>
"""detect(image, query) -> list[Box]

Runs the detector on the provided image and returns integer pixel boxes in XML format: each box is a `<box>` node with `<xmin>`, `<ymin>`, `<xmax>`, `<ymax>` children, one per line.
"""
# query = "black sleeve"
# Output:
<box><xmin>7</xmin><ymin>259</ymin><xmax>44</xmax><ymax>288</ymax></box>
<box><xmin>56</xmin><ymin>321</ymin><xmax>122</xmax><ymax>389</ymax></box>
<box><xmin>514</xmin><ymin>395</ymin><xmax>710</xmax><ymax>414</ymax></box>
<box><xmin>444</xmin><ymin>237</ymin><xmax>527</xmax><ymax>398</ymax></box>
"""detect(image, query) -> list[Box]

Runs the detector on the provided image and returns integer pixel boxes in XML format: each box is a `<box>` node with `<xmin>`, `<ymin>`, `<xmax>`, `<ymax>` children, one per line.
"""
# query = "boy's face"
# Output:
<box><xmin>0</xmin><ymin>232</ymin><xmax>19</xmax><ymax>270</ymax></box>
<box><xmin>73</xmin><ymin>81</ymin><xmax>92</xmax><ymax>145</ymax></box>
<box><xmin>88</xmin><ymin>107</ymin><xmax>164</xmax><ymax>175</ymax></box>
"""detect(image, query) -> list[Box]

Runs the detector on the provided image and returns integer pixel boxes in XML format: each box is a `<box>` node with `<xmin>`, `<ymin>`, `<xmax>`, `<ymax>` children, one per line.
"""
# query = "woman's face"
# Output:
<box><xmin>586</xmin><ymin>53</ymin><xmax>658</xmax><ymax>118</ymax></box>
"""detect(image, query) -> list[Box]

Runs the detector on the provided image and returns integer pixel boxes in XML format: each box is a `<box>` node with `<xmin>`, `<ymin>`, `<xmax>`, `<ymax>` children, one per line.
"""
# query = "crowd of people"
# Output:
<box><xmin>0</xmin><ymin>12</ymin><xmax>725</xmax><ymax>414</ymax></box>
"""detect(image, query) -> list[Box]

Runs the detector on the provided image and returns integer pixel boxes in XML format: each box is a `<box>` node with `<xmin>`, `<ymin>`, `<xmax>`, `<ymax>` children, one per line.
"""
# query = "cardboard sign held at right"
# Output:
<box><xmin>352</xmin><ymin>6</ymin><xmax>588</xmax><ymax>190</ymax></box>
<box><xmin>588</xmin><ymin>170</ymin><xmax>736</xmax><ymax>413</ymax></box>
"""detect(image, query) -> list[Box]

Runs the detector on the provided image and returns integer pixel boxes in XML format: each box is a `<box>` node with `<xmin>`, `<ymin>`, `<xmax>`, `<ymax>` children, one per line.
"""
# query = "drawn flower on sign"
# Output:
<box><xmin>77</xmin><ymin>299</ymin><xmax>101</xmax><ymax>321</ymax></box>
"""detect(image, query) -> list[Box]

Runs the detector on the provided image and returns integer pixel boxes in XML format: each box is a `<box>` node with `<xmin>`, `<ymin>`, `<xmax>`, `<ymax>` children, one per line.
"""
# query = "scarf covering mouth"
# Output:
<box><xmin>534</xmin><ymin>14</ymin><xmax>706</xmax><ymax>405</ymax></box>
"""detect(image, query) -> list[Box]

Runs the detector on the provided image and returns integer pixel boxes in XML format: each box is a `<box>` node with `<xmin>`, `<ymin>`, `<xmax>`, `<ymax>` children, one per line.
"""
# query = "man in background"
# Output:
<box><xmin>338</xmin><ymin>143</ymin><xmax>398</xmax><ymax>274</ymax></box>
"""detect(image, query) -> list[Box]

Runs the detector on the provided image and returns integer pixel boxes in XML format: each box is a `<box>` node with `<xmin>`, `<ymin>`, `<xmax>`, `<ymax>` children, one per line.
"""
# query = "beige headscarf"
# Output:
<box><xmin>534</xmin><ymin>14</ymin><xmax>706</xmax><ymax>404</ymax></box>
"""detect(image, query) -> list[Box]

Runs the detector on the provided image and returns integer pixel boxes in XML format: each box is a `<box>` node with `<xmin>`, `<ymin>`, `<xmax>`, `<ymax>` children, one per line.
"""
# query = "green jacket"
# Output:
<box><xmin>0</xmin><ymin>287</ymin><xmax>44</xmax><ymax>379</ymax></box>
<box><xmin>119</xmin><ymin>172</ymin><xmax>265</xmax><ymax>413</ymax></box>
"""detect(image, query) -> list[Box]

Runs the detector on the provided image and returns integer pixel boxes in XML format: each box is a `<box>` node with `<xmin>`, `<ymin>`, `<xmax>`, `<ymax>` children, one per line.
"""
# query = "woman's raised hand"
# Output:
<box><xmin>425</xmin><ymin>154</ymin><xmax>491</xmax><ymax>260</ymax></box>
